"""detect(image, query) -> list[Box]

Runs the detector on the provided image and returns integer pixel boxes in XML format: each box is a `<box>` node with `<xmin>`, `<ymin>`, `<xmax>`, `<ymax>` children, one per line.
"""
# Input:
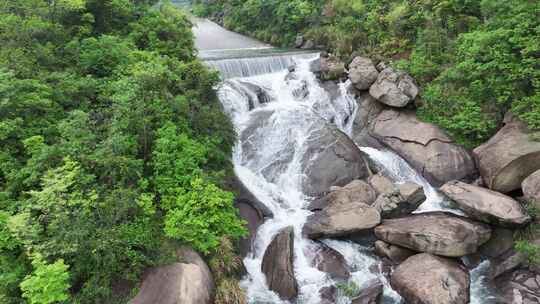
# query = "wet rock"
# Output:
<box><xmin>313</xmin><ymin>244</ymin><xmax>351</xmax><ymax>280</ymax></box>
<box><xmin>494</xmin><ymin>269</ymin><xmax>540</xmax><ymax>304</ymax></box>
<box><xmin>261</xmin><ymin>227</ymin><xmax>298</xmax><ymax>301</ymax></box>
<box><xmin>235</xmin><ymin>201</ymin><xmax>264</xmax><ymax>257</ymax></box>
<box><xmin>489</xmin><ymin>250</ymin><xmax>526</xmax><ymax>279</ymax></box>
<box><xmin>372</xmin><ymin>182</ymin><xmax>425</xmax><ymax>218</ymax></box>
<box><xmin>398</xmin><ymin>182</ymin><xmax>426</xmax><ymax>206</ymax></box>
<box><xmin>478</xmin><ymin>228</ymin><xmax>515</xmax><ymax>259</ymax></box>
<box><xmin>318</xmin><ymin>55</ymin><xmax>346</xmax><ymax>81</ymax></box>
<box><xmin>230</xmin><ymin>173</ymin><xmax>273</xmax><ymax>217</ymax></box>
<box><xmin>131</xmin><ymin>247</ymin><xmax>214</xmax><ymax>304</ymax></box>
<box><xmin>523</xmin><ymin>169</ymin><xmax>540</xmax><ymax>206</ymax></box>
<box><xmin>369</xmin><ymin>67</ymin><xmax>418</xmax><ymax>107</ymax></box>
<box><xmin>374</xmin><ymin>212</ymin><xmax>491</xmax><ymax>257</ymax></box>
<box><xmin>370</xmin><ymin>110</ymin><xmax>477</xmax><ymax>186</ymax></box>
<box><xmin>240</xmin><ymin>109</ymin><xmax>370</xmax><ymax>198</ymax></box>
<box><xmin>304</xmin><ymin>203</ymin><xmax>381</xmax><ymax>239</ymax></box>
<box><xmin>391</xmin><ymin>253</ymin><xmax>470</xmax><ymax>304</ymax></box>
<box><xmin>308</xmin><ymin>180</ymin><xmax>377</xmax><ymax>211</ymax></box>
<box><xmin>349</xmin><ymin>56</ymin><xmax>379</xmax><ymax>91</ymax></box>
<box><xmin>368</xmin><ymin>174</ymin><xmax>395</xmax><ymax>195</ymax></box>
<box><xmin>351</xmin><ymin>278</ymin><xmax>383</xmax><ymax>304</ymax></box>
<box><xmin>441</xmin><ymin>181</ymin><xmax>531</xmax><ymax>228</ymax></box>
<box><xmin>319</xmin><ymin>286</ymin><xmax>337</xmax><ymax>304</ymax></box>
<box><xmin>301</xmin><ymin>124</ymin><xmax>371</xmax><ymax>197</ymax></box>
<box><xmin>351</xmin><ymin>93</ymin><xmax>385</xmax><ymax>149</ymax></box>
<box><xmin>474</xmin><ymin>113</ymin><xmax>540</xmax><ymax>193</ymax></box>
<box><xmin>374</xmin><ymin>240</ymin><xmax>415</xmax><ymax>264</ymax></box>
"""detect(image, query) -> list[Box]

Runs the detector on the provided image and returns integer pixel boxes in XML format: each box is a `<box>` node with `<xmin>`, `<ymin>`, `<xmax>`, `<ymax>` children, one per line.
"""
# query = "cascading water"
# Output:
<box><xmin>210</xmin><ymin>53</ymin><xmax>495</xmax><ymax>304</ymax></box>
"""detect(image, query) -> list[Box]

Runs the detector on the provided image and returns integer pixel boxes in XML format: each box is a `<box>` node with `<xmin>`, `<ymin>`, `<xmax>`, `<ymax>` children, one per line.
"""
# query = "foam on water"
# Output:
<box><xmin>214</xmin><ymin>53</ymin><xmax>494</xmax><ymax>303</ymax></box>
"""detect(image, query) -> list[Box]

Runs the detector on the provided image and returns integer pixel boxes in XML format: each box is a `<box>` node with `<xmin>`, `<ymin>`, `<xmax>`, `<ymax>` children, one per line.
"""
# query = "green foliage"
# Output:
<box><xmin>198</xmin><ymin>0</ymin><xmax>540</xmax><ymax>147</ymax></box>
<box><xmin>153</xmin><ymin>123</ymin><xmax>246</xmax><ymax>254</ymax></box>
<box><xmin>0</xmin><ymin>0</ymin><xmax>239</xmax><ymax>303</ymax></box>
<box><xmin>20</xmin><ymin>255</ymin><xmax>70</xmax><ymax>304</ymax></box>
<box><xmin>336</xmin><ymin>281</ymin><xmax>360</xmax><ymax>299</ymax></box>
<box><xmin>515</xmin><ymin>240</ymin><xmax>540</xmax><ymax>266</ymax></box>
<box><xmin>209</xmin><ymin>237</ymin><xmax>247</xmax><ymax>304</ymax></box>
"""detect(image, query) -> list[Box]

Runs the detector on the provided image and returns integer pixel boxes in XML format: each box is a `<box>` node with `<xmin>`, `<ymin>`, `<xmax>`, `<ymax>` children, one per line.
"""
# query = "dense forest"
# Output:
<box><xmin>0</xmin><ymin>1</ymin><xmax>246</xmax><ymax>303</ymax></box>
<box><xmin>194</xmin><ymin>0</ymin><xmax>540</xmax><ymax>147</ymax></box>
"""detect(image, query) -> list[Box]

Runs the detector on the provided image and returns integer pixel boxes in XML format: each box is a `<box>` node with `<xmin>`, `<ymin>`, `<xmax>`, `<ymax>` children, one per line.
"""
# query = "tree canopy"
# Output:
<box><xmin>0</xmin><ymin>0</ymin><xmax>245</xmax><ymax>303</ymax></box>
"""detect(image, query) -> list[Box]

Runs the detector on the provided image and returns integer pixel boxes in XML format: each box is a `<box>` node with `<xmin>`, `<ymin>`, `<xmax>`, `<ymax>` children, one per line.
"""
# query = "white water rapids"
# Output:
<box><xmin>211</xmin><ymin>54</ymin><xmax>496</xmax><ymax>304</ymax></box>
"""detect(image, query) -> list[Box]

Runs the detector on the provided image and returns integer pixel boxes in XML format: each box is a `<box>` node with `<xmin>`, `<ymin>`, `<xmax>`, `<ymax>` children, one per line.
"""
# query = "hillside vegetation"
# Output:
<box><xmin>0</xmin><ymin>1</ymin><xmax>246</xmax><ymax>303</ymax></box>
<box><xmin>194</xmin><ymin>0</ymin><xmax>540</xmax><ymax>147</ymax></box>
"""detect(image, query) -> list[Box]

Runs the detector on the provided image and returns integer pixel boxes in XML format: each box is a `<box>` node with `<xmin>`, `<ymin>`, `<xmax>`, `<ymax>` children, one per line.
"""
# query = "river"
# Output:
<box><xmin>191</xmin><ymin>17</ymin><xmax>496</xmax><ymax>304</ymax></box>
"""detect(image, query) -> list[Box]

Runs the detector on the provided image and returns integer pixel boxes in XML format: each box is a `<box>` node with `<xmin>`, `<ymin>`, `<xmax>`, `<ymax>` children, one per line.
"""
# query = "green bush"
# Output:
<box><xmin>0</xmin><ymin>0</ymin><xmax>241</xmax><ymax>302</ymax></box>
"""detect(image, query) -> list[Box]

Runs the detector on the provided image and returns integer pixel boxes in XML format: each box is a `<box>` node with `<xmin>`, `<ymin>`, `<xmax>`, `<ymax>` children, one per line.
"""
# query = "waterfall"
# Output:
<box><xmin>214</xmin><ymin>54</ymin><xmax>494</xmax><ymax>304</ymax></box>
<box><xmin>205</xmin><ymin>53</ymin><xmax>316</xmax><ymax>79</ymax></box>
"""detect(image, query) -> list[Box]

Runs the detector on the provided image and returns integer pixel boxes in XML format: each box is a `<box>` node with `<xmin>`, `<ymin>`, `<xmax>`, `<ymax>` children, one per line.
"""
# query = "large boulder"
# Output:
<box><xmin>370</xmin><ymin>110</ymin><xmax>477</xmax><ymax>186</ymax></box>
<box><xmin>474</xmin><ymin>114</ymin><xmax>540</xmax><ymax>193</ymax></box>
<box><xmin>440</xmin><ymin>180</ymin><xmax>530</xmax><ymax>228</ymax></box>
<box><xmin>523</xmin><ymin>169</ymin><xmax>540</xmax><ymax>206</ymax></box>
<box><xmin>372</xmin><ymin>182</ymin><xmax>426</xmax><ymax>218</ymax></box>
<box><xmin>313</xmin><ymin>244</ymin><xmax>351</xmax><ymax>280</ymax></box>
<box><xmin>374</xmin><ymin>212</ymin><xmax>491</xmax><ymax>257</ymax></box>
<box><xmin>311</xmin><ymin>55</ymin><xmax>345</xmax><ymax>80</ymax></box>
<box><xmin>374</xmin><ymin>240</ymin><xmax>415</xmax><ymax>264</ymax></box>
<box><xmin>308</xmin><ymin>180</ymin><xmax>377</xmax><ymax>211</ymax></box>
<box><xmin>235</xmin><ymin>201</ymin><xmax>264</xmax><ymax>257</ymax></box>
<box><xmin>131</xmin><ymin>247</ymin><xmax>214</xmax><ymax>304</ymax></box>
<box><xmin>240</xmin><ymin>109</ymin><xmax>370</xmax><ymax>197</ymax></box>
<box><xmin>304</xmin><ymin>203</ymin><xmax>381</xmax><ymax>239</ymax></box>
<box><xmin>495</xmin><ymin>269</ymin><xmax>540</xmax><ymax>304</ymax></box>
<box><xmin>478</xmin><ymin>228</ymin><xmax>515</xmax><ymax>259</ymax></box>
<box><xmin>301</xmin><ymin>123</ymin><xmax>371</xmax><ymax>197</ymax></box>
<box><xmin>261</xmin><ymin>227</ymin><xmax>298</xmax><ymax>301</ymax></box>
<box><xmin>391</xmin><ymin>253</ymin><xmax>470</xmax><ymax>304</ymax></box>
<box><xmin>369</xmin><ymin>67</ymin><xmax>418</xmax><ymax>107</ymax></box>
<box><xmin>349</xmin><ymin>56</ymin><xmax>379</xmax><ymax>90</ymax></box>
<box><xmin>351</xmin><ymin>93</ymin><xmax>385</xmax><ymax>149</ymax></box>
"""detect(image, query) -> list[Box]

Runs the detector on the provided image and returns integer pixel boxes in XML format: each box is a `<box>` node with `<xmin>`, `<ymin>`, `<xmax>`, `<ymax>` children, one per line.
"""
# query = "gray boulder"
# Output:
<box><xmin>372</xmin><ymin>182</ymin><xmax>426</xmax><ymax>218</ymax></box>
<box><xmin>478</xmin><ymin>228</ymin><xmax>515</xmax><ymax>259</ymax></box>
<box><xmin>131</xmin><ymin>247</ymin><xmax>214</xmax><ymax>304</ymax></box>
<box><xmin>351</xmin><ymin>93</ymin><xmax>385</xmax><ymax>149</ymax></box>
<box><xmin>368</xmin><ymin>174</ymin><xmax>395</xmax><ymax>195</ymax></box>
<box><xmin>318</xmin><ymin>55</ymin><xmax>346</xmax><ymax>81</ymax></box>
<box><xmin>304</xmin><ymin>203</ymin><xmax>381</xmax><ymax>239</ymax></box>
<box><xmin>369</xmin><ymin>67</ymin><xmax>418</xmax><ymax>107</ymax></box>
<box><xmin>261</xmin><ymin>227</ymin><xmax>298</xmax><ymax>301</ymax></box>
<box><xmin>240</xmin><ymin>109</ymin><xmax>371</xmax><ymax>197</ymax></box>
<box><xmin>495</xmin><ymin>269</ymin><xmax>540</xmax><ymax>304</ymax></box>
<box><xmin>235</xmin><ymin>201</ymin><xmax>264</xmax><ymax>257</ymax></box>
<box><xmin>374</xmin><ymin>212</ymin><xmax>491</xmax><ymax>257</ymax></box>
<box><xmin>440</xmin><ymin>180</ymin><xmax>531</xmax><ymax>228</ymax></box>
<box><xmin>349</xmin><ymin>57</ymin><xmax>379</xmax><ymax>90</ymax></box>
<box><xmin>489</xmin><ymin>250</ymin><xmax>526</xmax><ymax>279</ymax></box>
<box><xmin>313</xmin><ymin>244</ymin><xmax>351</xmax><ymax>280</ymax></box>
<box><xmin>301</xmin><ymin>124</ymin><xmax>371</xmax><ymax>197</ymax></box>
<box><xmin>523</xmin><ymin>169</ymin><xmax>540</xmax><ymax>206</ymax></box>
<box><xmin>374</xmin><ymin>240</ymin><xmax>415</xmax><ymax>264</ymax></box>
<box><xmin>391</xmin><ymin>253</ymin><xmax>470</xmax><ymax>304</ymax></box>
<box><xmin>308</xmin><ymin>180</ymin><xmax>377</xmax><ymax>211</ymax></box>
<box><xmin>370</xmin><ymin>110</ymin><xmax>477</xmax><ymax>186</ymax></box>
<box><xmin>474</xmin><ymin>113</ymin><xmax>540</xmax><ymax>193</ymax></box>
